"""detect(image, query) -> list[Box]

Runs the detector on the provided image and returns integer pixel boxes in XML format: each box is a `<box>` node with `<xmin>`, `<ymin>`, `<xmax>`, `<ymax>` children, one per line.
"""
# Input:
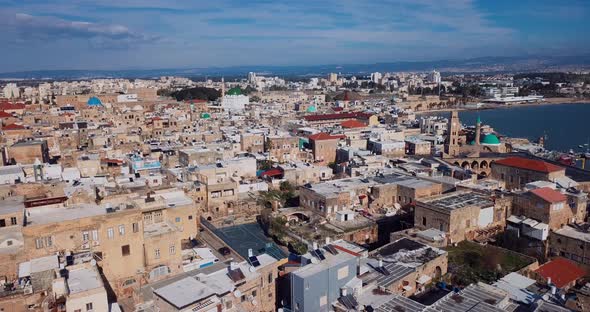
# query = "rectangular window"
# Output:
<box><xmin>10</xmin><ymin>217</ymin><xmax>17</xmax><ymax>225</ymax></box>
<box><xmin>337</xmin><ymin>266</ymin><xmax>349</xmax><ymax>280</ymax></box>
<box><xmin>121</xmin><ymin>245</ymin><xmax>130</xmax><ymax>256</ymax></box>
<box><xmin>320</xmin><ymin>295</ymin><xmax>328</xmax><ymax>306</ymax></box>
<box><xmin>188</xmin><ymin>215</ymin><xmax>193</xmax><ymax>220</ymax></box>
<box><xmin>35</xmin><ymin>238</ymin><xmax>43</xmax><ymax>249</ymax></box>
<box><xmin>118</xmin><ymin>225</ymin><xmax>125</xmax><ymax>236</ymax></box>
<box><xmin>175</xmin><ymin>217</ymin><xmax>181</xmax><ymax>222</ymax></box>
<box><xmin>82</xmin><ymin>231</ymin><xmax>89</xmax><ymax>241</ymax></box>
<box><xmin>0</xmin><ymin>219</ymin><xmax>5</xmax><ymax>227</ymax></box>
<box><xmin>91</xmin><ymin>230</ymin><xmax>98</xmax><ymax>241</ymax></box>
<box><xmin>107</xmin><ymin>228</ymin><xmax>114</xmax><ymax>239</ymax></box>
<box><xmin>132</xmin><ymin>222</ymin><xmax>139</xmax><ymax>233</ymax></box>
<box><xmin>252</xmin><ymin>290</ymin><xmax>257</xmax><ymax>297</ymax></box>
<box><xmin>45</xmin><ymin>236</ymin><xmax>52</xmax><ymax>247</ymax></box>
<box><xmin>154</xmin><ymin>211</ymin><xmax>163</xmax><ymax>222</ymax></box>
<box><xmin>169</xmin><ymin>244</ymin><xmax>175</xmax><ymax>255</ymax></box>
<box><xmin>155</xmin><ymin>249</ymin><xmax>160</xmax><ymax>259</ymax></box>
<box><xmin>86</xmin><ymin>302</ymin><xmax>93</xmax><ymax>311</ymax></box>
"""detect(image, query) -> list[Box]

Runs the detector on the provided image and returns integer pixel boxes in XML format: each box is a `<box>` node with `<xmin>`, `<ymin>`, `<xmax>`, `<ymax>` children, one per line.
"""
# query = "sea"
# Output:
<box><xmin>429</xmin><ymin>103</ymin><xmax>590</xmax><ymax>153</ymax></box>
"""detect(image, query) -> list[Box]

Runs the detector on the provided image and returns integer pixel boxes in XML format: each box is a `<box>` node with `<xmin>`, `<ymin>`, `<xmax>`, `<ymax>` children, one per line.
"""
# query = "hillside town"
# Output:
<box><xmin>1</xmin><ymin>71</ymin><xmax>590</xmax><ymax>312</ymax></box>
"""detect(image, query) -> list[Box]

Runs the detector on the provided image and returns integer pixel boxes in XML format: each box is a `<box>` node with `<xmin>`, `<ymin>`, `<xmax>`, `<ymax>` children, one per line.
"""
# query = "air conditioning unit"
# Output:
<box><xmin>82</xmin><ymin>243</ymin><xmax>90</xmax><ymax>249</ymax></box>
<box><xmin>92</xmin><ymin>241</ymin><xmax>100</xmax><ymax>247</ymax></box>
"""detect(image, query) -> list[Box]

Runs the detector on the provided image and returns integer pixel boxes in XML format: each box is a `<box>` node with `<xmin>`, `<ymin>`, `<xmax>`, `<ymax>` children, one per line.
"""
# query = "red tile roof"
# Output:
<box><xmin>261</xmin><ymin>168</ymin><xmax>283</xmax><ymax>177</ymax></box>
<box><xmin>2</xmin><ymin>123</ymin><xmax>25</xmax><ymax>130</ymax></box>
<box><xmin>308</xmin><ymin>132</ymin><xmax>346</xmax><ymax>141</ymax></box>
<box><xmin>0</xmin><ymin>102</ymin><xmax>25</xmax><ymax>110</ymax></box>
<box><xmin>341</xmin><ymin>119</ymin><xmax>367</xmax><ymax>129</ymax></box>
<box><xmin>0</xmin><ymin>111</ymin><xmax>13</xmax><ymax>118</ymax></box>
<box><xmin>494</xmin><ymin>157</ymin><xmax>563</xmax><ymax>173</ymax></box>
<box><xmin>535</xmin><ymin>257</ymin><xmax>585</xmax><ymax>288</ymax></box>
<box><xmin>303</xmin><ymin>112</ymin><xmax>372</xmax><ymax>122</ymax></box>
<box><xmin>530</xmin><ymin>187</ymin><xmax>567</xmax><ymax>203</ymax></box>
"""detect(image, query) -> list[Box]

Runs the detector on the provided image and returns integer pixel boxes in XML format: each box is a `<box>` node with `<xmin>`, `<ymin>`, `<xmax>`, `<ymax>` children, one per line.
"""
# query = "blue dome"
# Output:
<box><xmin>306</xmin><ymin>105</ymin><xmax>317</xmax><ymax>113</ymax></box>
<box><xmin>87</xmin><ymin>97</ymin><xmax>102</xmax><ymax>106</ymax></box>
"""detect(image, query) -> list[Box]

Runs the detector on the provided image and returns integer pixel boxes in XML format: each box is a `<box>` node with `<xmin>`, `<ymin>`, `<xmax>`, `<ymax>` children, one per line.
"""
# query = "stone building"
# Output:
<box><xmin>491</xmin><ymin>157</ymin><xmax>566</xmax><ymax>190</ymax></box>
<box><xmin>5</xmin><ymin>140</ymin><xmax>50</xmax><ymax>165</ymax></box>
<box><xmin>308</xmin><ymin>133</ymin><xmax>345</xmax><ymax>164</ymax></box>
<box><xmin>513</xmin><ymin>187</ymin><xmax>574</xmax><ymax>231</ymax></box>
<box><xmin>241</xmin><ymin>132</ymin><xmax>265</xmax><ymax>153</ymax></box>
<box><xmin>265</xmin><ymin>135</ymin><xmax>299</xmax><ymax>163</ymax></box>
<box><xmin>16</xmin><ymin>189</ymin><xmax>199</xmax><ymax>296</ymax></box>
<box><xmin>414</xmin><ymin>191</ymin><xmax>508</xmax><ymax>244</ymax></box>
<box><xmin>549</xmin><ymin>225</ymin><xmax>590</xmax><ymax>267</ymax></box>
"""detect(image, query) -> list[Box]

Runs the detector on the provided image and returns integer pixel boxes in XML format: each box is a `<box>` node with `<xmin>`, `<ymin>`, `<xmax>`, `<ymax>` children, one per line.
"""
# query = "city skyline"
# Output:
<box><xmin>1</xmin><ymin>0</ymin><xmax>589</xmax><ymax>72</ymax></box>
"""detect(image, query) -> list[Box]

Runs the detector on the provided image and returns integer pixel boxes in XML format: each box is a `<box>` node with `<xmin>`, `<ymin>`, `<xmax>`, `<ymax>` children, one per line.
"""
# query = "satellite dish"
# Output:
<box><xmin>90</xmin><ymin>259</ymin><xmax>97</xmax><ymax>266</ymax></box>
<box><xmin>233</xmin><ymin>290</ymin><xmax>242</xmax><ymax>298</ymax></box>
<box><xmin>249</xmin><ymin>266</ymin><xmax>256</xmax><ymax>273</ymax></box>
<box><xmin>311</xmin><ymin>257</ymin><xmax>320</xmax><ymax>264</ymax></box>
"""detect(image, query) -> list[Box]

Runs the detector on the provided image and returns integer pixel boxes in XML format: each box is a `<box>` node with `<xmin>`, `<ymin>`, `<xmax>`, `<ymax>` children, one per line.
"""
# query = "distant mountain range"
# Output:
<box><xmin>1</xmin><ymin>55</ymin><xmax>589</xmax><ymax>80</ymax></box>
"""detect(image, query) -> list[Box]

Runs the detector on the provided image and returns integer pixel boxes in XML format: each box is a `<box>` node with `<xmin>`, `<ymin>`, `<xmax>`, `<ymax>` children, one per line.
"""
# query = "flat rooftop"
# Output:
<box><xmin>305</xmin><ymin>177</ymin><xmax>377</xmax><ymax>198</ymax></box>
<box><xmin>0</xmin><ymin>196</ymin><xmax>25</xmax><ymax>215</ymax></box>
<box><xmin>375</xmin><ymin>293</ymin><xmax>426</xmax><ymax>312</ymax></box>
<box><xmin>67</xmin><ymin>266</ymin><xmax>104</xmax><ymax>294</ymax></box>
<box><xmin>206</xmin><ymin>223</ymin><xmax>287</xmax><ymax>260</ymax></box>
<box><xmin>554</xmin><ymin>224</ymin><xmax>590</xmax><ymax>242</ymax></box>
<box><xmin>26</xmin><ymin>203</ymin><xmax>106</xmax><ymax>225</ymax></box>
<box><xmin>293</xmin><ymin>247</ymin><xmax>357</xmax><ymax>279</ymax></box>
<box><xmin>422</xmin><ymin>191</ymin><xmax>493</xmax><ymax>211</ymax></box>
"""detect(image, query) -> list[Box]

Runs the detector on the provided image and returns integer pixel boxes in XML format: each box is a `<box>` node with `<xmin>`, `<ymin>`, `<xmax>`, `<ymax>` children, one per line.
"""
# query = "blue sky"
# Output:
<box><xmin>0</xmin><ymin>0</ymin><xmax>588</xmax><ymax>72</ymax></box>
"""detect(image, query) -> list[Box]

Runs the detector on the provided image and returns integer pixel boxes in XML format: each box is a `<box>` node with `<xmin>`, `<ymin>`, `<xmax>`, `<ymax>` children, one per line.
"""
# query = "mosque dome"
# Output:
<box><xmin>481</xmin><ymin>133</ymin><xmax>501</xmax><ymax>145</ymax></box>
<box><xmin>87</xmin><ymin>97</ymin><xmax>102</xmax><ymax>106</ymax></box>
<box><xmin>200</xmin><ymin>112</ymin><xmax>211</xmax><ymax>119</ymax></box>
<box><xmin>306</xmin><ymin>105</ymin><xmax>317</xmax><ymax>113</ymax></box>
<box><xmin>226</xmin><ymin>87</ymin><xmax>242</xmax><ymax>96</ymax></box>
<box><xmin>132</xmin><ymin>104</ymin><xmax>144</xmax><ymax>111</ymax></box>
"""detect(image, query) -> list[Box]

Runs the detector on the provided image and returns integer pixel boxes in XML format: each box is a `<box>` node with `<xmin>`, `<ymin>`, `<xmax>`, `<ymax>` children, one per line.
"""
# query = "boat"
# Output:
<box><xmin>559</xmin><ymin>154</ymin><xmax>576</xmax><ymax>166</ymax></box>
<box><xmin>569</xmin><ymin>149</ymin><xmax>575</xmax><ymax>155</ymax></box>
<box><xmin>585</xmin><ymin>153</ymin><xmax>590</xmax><ymax>159</ymax></box>
<box><xmin>579</xmin><ymin>145</ymin><xmax>584</xmax><ymax>148</ymax></box>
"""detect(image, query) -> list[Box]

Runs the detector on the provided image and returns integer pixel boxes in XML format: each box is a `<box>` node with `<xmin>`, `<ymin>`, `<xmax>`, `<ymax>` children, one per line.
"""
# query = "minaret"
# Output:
<box><xmin>444</xmin><ymin>110</ymin><xmax>461</xmax><ymax>157</ymax></box>
<box><xmin>475</xmin><ymin>115</ymin><xmax>481</xmax><ymax>145</ymax></box>
<box><xmin>220</xmin><ymin>77</ymin><xmax>225</xmax><ymax>105</ymax></box>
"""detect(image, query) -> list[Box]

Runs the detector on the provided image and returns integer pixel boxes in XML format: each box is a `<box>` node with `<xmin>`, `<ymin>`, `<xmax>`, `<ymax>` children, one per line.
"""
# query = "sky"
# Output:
<box><xmin>0</xmin><ymin>0</ymin><xmax>588</xmax><ymax>72</ymax></box>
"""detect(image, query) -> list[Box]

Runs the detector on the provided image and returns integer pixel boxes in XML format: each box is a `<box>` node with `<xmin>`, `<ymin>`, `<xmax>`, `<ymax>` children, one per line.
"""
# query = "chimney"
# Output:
<box><xmin>547</xmin><ymin>277</ymin><xmax>552</xmax><ymax>286</ymax></box>
<box><xmin>229</xmin><ymin>262</ymin><xmax>239</xmax><ymax>271</ymax></box>
<box><xmin>325</xmin><ymin>237</ymin><xmax>331</xmax><ymax>245</ymax></box>
<box><xmin>248</xmin><ymin>249</ymin><xmax>253</xmax><ymax>258</ymax></box>
<box><xmin>312</xmin><ymin>242</ymin><xmax>318</xmax><ymax>250</ymax></box>
<box><xmin>551</xmin><ymin>286</ymin><xmax>556</xmax><ymax>296</ymax></box>
<box><xmin>378</xmin><ymin>259</ymin><xmax>383</xmax><ymax>268</ymax></box>
<box><xmin>341</xmin><ymin>288</ymin><xmax>348</xmax><ymax>297</ymax></box>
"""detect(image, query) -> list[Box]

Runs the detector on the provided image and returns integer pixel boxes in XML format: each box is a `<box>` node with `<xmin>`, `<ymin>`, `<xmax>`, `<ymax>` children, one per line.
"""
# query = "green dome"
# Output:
<box><xmin>306</xmin><ymin>105</ymin><xmax>317</xmax><ymax>113</ymax></box>
<box><xmin>226</xmin><ymin>87</ymin><xmax>242</xmax><ymax>96</ymax></box>
<box><xmin>481</xmin><ymin>134</ymin><xmax>500</xmax><ymax>145</ymax></box>
<box><xmin>200</xmin><ymin>112</ymin><xmax>211</xmax><ymax>119</ymax></box>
